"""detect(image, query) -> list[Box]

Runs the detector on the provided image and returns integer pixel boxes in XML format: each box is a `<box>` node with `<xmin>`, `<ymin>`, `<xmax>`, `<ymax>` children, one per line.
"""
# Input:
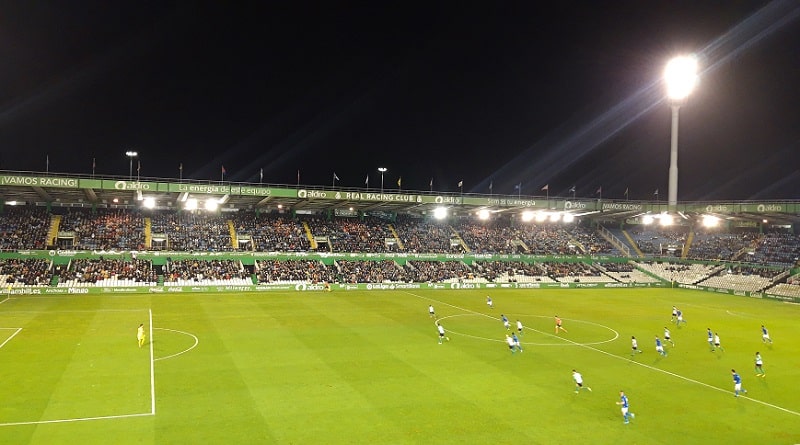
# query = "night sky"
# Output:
<box><xmin>1</xmin><ymin>1</ymin><xmax>798</xmax><ymax>201</ymax></box>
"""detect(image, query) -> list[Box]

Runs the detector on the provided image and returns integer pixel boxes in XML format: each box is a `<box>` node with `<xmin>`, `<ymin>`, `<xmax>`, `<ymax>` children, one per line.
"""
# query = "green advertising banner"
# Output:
<box><xmin>1</xmin><ymin>173</ymin><xmax>799</xmax><ymax>214</ymax></box>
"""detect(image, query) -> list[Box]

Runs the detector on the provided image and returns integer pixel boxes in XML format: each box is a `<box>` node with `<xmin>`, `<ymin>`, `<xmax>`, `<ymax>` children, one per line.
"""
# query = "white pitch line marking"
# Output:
<box><xmin>0</xmin><ymin>328</ymin><xmax>22</xmax><ymax>350</ymax></box>
<box><xmin>0</xmin><ymin>412</ymin><xmax>153</xmax><ymax>427</ymax></box>
<box><xmin>153</xmin><ymin>328</ymin><xmax>199</xmax><ymax>361</ymax></box>
<box><xmin>149</xmin><ymin>309</ymin><xmax>156</xmax><ymax>415</ymax></box>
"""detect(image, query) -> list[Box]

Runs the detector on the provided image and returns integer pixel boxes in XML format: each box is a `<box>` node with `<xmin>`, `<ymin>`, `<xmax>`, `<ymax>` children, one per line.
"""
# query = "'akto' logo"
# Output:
<box><xmin>297</xmin><ymin>190</ymin><xmax>307</xmax><ymax>198</ymax></box>
<box><xmin>295</xmin><ymin>283</ymin><xmax>306</xmax><ymax>291</ymax></box>
<box><xmin>564</xmin><ymin>201</ymin><xmax>586</xmax><ymax>209</ymax></box>
<box><xmin>114</xmin><ymin>181</ymin><xmax>128</xmax><ymax>190</ymax></box>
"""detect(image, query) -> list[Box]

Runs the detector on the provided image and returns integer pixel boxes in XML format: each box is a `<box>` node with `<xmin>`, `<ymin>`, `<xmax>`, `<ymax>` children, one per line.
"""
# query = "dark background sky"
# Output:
<box><xmin>0</xmin><ymin>1</ymin><xmax>798</xmax><ymax>201</ymax></box>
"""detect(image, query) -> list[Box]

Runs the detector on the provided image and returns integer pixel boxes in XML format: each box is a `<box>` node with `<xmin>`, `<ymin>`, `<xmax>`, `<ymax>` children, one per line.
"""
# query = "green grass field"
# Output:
<box><xmin>1</xmin><ymin>288</ymin><xmax>799</xmax><ymax>444</ymax></box>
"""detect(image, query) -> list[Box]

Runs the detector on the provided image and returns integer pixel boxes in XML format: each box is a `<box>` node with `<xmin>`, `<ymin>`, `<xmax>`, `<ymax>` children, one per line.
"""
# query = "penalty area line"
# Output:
<box><xmin>0</xmin><ymin>412</ymin><xmax>153</xmax><ymax>427</ymax></box>
<box><xmin>0</xmin><ymin>328</ymin><xmax>22</xmax><ymax>350</ymax></box>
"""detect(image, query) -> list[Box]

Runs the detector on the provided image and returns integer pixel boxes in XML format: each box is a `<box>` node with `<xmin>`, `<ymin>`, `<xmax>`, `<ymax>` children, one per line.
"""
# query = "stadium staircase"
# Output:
<box><xmin>144</xmin><ymin>217</ymin><xmax>152</xmax><ymax>249</ymax></box>
<box><xmin>450</xmin><ymin>227</ymin><xmax>471</xmax><ymax>253</ymax></box>
<box><xmin>302</xmin><ymin>221</ymin><xmax>318</xmax><ymax>249</ymax></box>
<box><xmin>621</xmin><ymin>230</ymin><xmax>644</xmax><ymax>257</ymax></box>
<box><xmin>597</xmin><ymin>226</ymin><xmax>631</xmax><ymax>257</ymax></box>
<box><xmin>568</xmin><ymin>237</ymin><xmax>587</xmax><ymax>254</ymax></box>
<box><xmin>47</xmin><ymin>214</ymin><xmax>61</xmax><ymax>247</ymax></box>
<box><xmin>514</xmin><ymin>239</ymin><xmax>530</xmax><ymax>252</ymax></box>
<box><xmin>387</xmin><ymin>224</ymin><xmax>404</xmax><ymax>250</ymax></box>
<box><xmin>681</xmin><ymin>231</ymin><xmax>695</xmax><ymax>259</ymax></box>
<box><xmin>227</xmin><ymin>220</ymin><xmax>238</xmax><ymax>249</ymax></box>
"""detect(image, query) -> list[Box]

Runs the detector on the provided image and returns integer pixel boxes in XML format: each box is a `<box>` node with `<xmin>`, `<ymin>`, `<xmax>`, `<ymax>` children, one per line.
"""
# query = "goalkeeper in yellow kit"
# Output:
<box><xmin>137</xmin><ymin>323</ymin><xmax>146</xmax><ymax>348</ymax></box>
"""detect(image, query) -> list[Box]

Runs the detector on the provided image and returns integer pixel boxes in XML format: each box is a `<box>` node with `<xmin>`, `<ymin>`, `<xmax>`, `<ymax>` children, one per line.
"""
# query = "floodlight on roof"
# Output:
<box><xmin>702</xmin><ymin>214</ymin><xmax>720</xmax><ymax>228</ymax></box>
<box><xmin>205</xmin><ymin>199</ymin><xmax>219</xmax><ymax>211</ymax></box>
<box><xmin>477</xmin><ymin>209</ymin><xmax>490</xmax><ymax>220</ymax></box>
<box><xmin>562</xmin><ymin>213</ymin><xmax>575</xmax><ymax>223</ymax></box>
<box><xmin>665</xmin><ymin>55</ymin><xmax>698</xmax><ymax>101</ymax></box>
<box><xmin>185</xmin><ymin>198</ymin><xmax>198</xmax><ymax>210</ymax></box>
<box><xmin>143</xmin><ymin>197</ymin><xmax>156</xmax><ymax>209</ymax></box>
<box><xmin>659</xmin><ymin>213</ymin><xmax>674</xmax><ymax>226</ymax></box>
<box><xmin>433</xmin><ymin>207</ymin><xmax>448</xmax><ymax>220</ymax></box>
<box><xmin>521</xmin><ymin>211</ymin><xmax>535</xmax><ymax>222</ymax></box>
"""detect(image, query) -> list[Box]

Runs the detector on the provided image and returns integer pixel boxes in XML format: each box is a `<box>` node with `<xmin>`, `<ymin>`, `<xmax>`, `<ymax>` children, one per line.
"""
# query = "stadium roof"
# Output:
<box><xmin>1</xmin><ymin>171</ymin><xmax>799</xmax><ymax>225</ymax></box>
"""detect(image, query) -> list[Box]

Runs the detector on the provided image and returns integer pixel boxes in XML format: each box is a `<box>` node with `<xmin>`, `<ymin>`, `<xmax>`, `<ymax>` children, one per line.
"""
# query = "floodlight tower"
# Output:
<box><xmin>664</xmin><ymin>55</ymin><xmax>698</xmax><ymax>207</ymax></box>
<box><xmin>378</xmin><ymin>167</ymin><xmax>387</xmax><ymax>194</ymax></box>
<box><xmin>125</xmin><ymin>150</ymin><xmax>138</xmax><ymax>180</ymax></box>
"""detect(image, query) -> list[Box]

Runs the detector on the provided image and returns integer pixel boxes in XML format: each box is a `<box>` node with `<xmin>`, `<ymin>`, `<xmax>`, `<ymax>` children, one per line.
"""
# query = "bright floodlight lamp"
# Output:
<box><xmin>184</xmin><ymin>198</ymin><xmax>198</xmax><ymax>211</ymax></box>
<box><xmin>125</xmin><ymin>150</ymin><xmax>138</xmax><ymax>180</ymax></box>
<box><xmin>377</xmin><ymin>167</ymin><xmax>387</xmax><ymax>194</ymax></box>
<box><xmin>205</xmin><ymin>199</ymin><xmax>219</xmax><ymax>211</ymax></box>
<box><xmin>477</xmin><ymin>209</ymin><xmax>490</xmax><ymax>220</ymax></box>
<box><xmin>702</xmin><ymin>214</ymin><xmax>720</xmax><ymax>228</ymax></box>
<box><xmin>664</xmin><ymin>55</ymin><xmax>698</xmax><ymax>207</ymax></box>
<box><xmin>642</xmin><ymin>215</ymin><xmax>654</xmax><ymax>225</ymax></box>
<box><xmin>659</xmin><ymin>213</ymin><xmax>674</xmax><ymax>226</ymax></box>
<box><xmin>534</xmin><ymin>212</ymin><xmax>548</xmax><ymax>223</ymax></box>
<box><xmin>562</xmin><ymin>213</ymin><xmax>575</xmax><ymax>223</ymax></box>
<box><xmin>143</xmin><ymin>197</ymin><xmax>156</xmax><ymax>209</ymax></box>
<box><xmin>521</xmin><ymin>211</ymin><xmax>535</xmax><ymax>222</ymax></box>
<box><xmin>548</xmin><ymin>213</ymin><xmax>561</xmax><ymax>222</ymax></box>
<box><xmin>433</xmin><ymin>207</ymin><xmax>448</xmax><ymax>220</ymax></box>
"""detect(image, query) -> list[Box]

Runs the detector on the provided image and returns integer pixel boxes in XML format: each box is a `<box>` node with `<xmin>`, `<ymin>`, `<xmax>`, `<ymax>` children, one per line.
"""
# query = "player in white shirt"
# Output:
<box><xmin>436</xmin><ymin>322</ymin><xmax>450</xmax><ymax>344</ymax></box>
<box><xmin>428</xmin><ymin>305</ymin><xmax>435</xmax><ymax>318</ymax></box>
<box><xmin>714</xmin><ymin>332</ymin><xmax>724</xmax><ymax>351</ymax></box>
<box><xmin>663</xmin><ymin>326</ymin><xmax>675</xmax><ymax>346</ymax></box>
<box><xmin>572</xmin><ymin>369</ymin><xmax>592</xmax><ymax>393</ymax></box>
<box><xmin>505</xmin><ymin>334</ymin><xmax>516</xmax><ymax>354</ymax></box>
<box><xmin>630</xmin><ymin>336</ymin><xmax>643</xmax><ymax>356</ymax></box>
<box><xmin>754</xmin><ymin>352</ymin><xmax>765</xmax><ymax>377</ymax></box>
<box><xmin>516</xmin><ymin>319</ymin><xmax>524</xmax><ymax>336</ymax></box>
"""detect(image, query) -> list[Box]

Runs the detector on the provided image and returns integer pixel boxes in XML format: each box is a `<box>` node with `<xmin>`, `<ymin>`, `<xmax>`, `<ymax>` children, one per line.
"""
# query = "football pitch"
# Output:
<box><xmin>0</xmin><ymin>288</ymin><xmax>798</xmax><ymax>444</ymax></box>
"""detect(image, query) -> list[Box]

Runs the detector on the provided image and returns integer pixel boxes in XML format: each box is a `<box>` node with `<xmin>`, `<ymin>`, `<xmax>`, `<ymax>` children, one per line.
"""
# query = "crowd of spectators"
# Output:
<box><xmin>0</xmin><ymin>258</ymin><xmax>52</xmax><ymax>286</ymax></box>
<box><xmin>0</xmin><ymin>206</ymin><xmax>50</xmax><ymax>251</ymax></box>
<box><xmin>687</xmin><ymin>231</ymin><xmax>757</xmax><ymax>261</ymax></box>
<box><xmin>403</xmin><ymin>260</ymin><xmax>472</xmax><ymax>282</ymax></box>
<box><xmin>539</xmin><ymin>261</ymin><xmax>600</xmax><ymax>280</ymax></box>
<box><xmin>749</xmin><ymin>231</ymin><xmax>800</xmax><ymax>266</ymax></box>
<box><xmin>628</xmin><ymin>227</ymin><xmax>688</xmax><ymax>256</ymax></box>
<box><xmin>394</xmin><ymin>216</ymin><xmax>462</xmax><ymax>254</ymax></box>
<box><xmin>304</xmin><ymin>216</ymin><xmax>396</xmax><ymax>253</ymax></box>
<box><xmin>64</xmin><ymin>258</ymin><xmax>157</xmax><ymax>284</ymax></box>
<box><xmin>256</xmin><ymin>259</ymin><xmax>336</xmax><ymax>284</ymax></box>
<box><xmin>470</xmin><ymin>260</ymin><xmax>547</xmax><ymax>281</ymax></box>
<box><xmin>150</xmin><ymin>211</ymin><xmax>233</xmax><ymax>252</ymax></box>
<box><xmin>57</xmin><ymin>208</ymin><xmax>145</xmax><ymax>250</ymax></box>
<box><xmin>164</xmin><ymin>259</ymin><xmax>248</xmax><ymax>283</ymax></box>
<box><xmin>335</xmin><ymin>260</ymin><xmax>407</xmax><ymax>283</ymax></box>
<box><xmin>231</xmin><ymin>212</ymin><xmax>310</xmax><ymax>252</ymax></box>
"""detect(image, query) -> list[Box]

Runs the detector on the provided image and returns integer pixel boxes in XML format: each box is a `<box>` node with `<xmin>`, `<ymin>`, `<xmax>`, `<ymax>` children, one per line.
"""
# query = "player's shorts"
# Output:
<box><xmin>439</xmin><ymin>333</ymin><xmax>445</xmax><ymax>337</ymax></box>
<box><xmin>715</xmin><ymin>342</ymin><xmax>720</xmax><ymax>347</ymax></box>
<box><xmin>576</xmin><ymin>382</ymin><xmax>583</xmax><ymax>387</ymax></box>
<box><xmin>656</xmin><ymin>346</ymin><xmax>664</xmax><ymax>352</ymax></box>
<box><xmin>734</xmin><ymin>383</ymin><xmax>742</xmax><ymax>391</ymax></box>
<box><xmin>632</xmin><ymin>347</ymin><xmax>638</xmax><ymax>351</ymax></box>
<box><xmin>664</xmin><ymin>336</ymin><xmax>671</xmax><ymax>340</ymax></box>
<box><xmin>621</xmin><ymin>407</ymin><xmax>629</xmax><ymax>415</ymax></box>
<box><xmin>762</xmin><ymin>334</ymin><xmax>770</xmax><ymax>340</ymax></box>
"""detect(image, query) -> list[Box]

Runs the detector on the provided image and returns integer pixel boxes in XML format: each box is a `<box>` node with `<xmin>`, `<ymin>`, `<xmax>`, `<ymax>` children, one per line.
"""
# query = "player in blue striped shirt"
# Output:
<box><xmin>616</xmin><ymin>391</ymin><xmax>635</xmax><ymax>424</ymax></box>
<box><xmin>732</xmin><ymin>369</ymin><xmax>747</xmax><ymax>397</ymax></box>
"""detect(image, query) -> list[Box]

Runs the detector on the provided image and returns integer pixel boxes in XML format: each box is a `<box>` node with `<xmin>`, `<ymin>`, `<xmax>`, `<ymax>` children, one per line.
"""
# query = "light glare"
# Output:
<box><xmin>665</xmin><ymin>55</ymin><xmax>698</xmax><ymax>100</ymax></box>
